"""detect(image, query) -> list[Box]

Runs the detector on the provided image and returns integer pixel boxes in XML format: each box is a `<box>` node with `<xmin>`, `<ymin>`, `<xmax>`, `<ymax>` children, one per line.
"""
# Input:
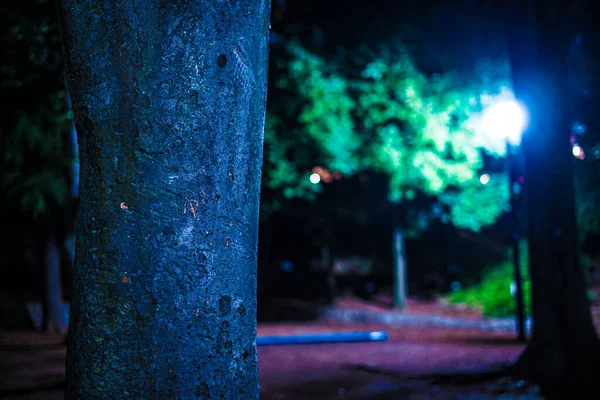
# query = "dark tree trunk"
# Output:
<box><xmin>507</xmin><ymin>145</ymin><xmax>526</xmax><ymax>341</ymax></box>
<box><xmin>392</xmin><ymin>203</ymin><xmax>408</xmax><ymax>309</ymax></box>
<box><xmin>504</xmin><ymin>1</ymin><xmax>600</xmax><ymax>397</ymax></box>
<box><xmin>321</xmin><ymin>246</ymin><xmax>335</xmax><ymax>303</ymax></box>
<box><xmin>392</xmin><ymin>228</ymin><xmax>407</xmax><ymax>309</ymax></box>
<box><xmin>320</xmin><ymin>218</ymin><xmax>336</xmax><ymax>304</ymax></box>
<box><xmin>42</xmin><ymin>237</ymin><xmax>67</xmax><ymax>334</ymax></box>
<box><xmin>57</xmin><ymin>1</ymin><xmax>270</xmax><ymax>398</ymax></box>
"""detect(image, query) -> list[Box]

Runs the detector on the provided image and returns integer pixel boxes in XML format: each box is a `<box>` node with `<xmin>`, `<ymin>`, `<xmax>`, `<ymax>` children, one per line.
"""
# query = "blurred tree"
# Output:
<box><xmin>1</xmin><ymin>0</ymin><xmax>72</xmax><ymax>218</ymax></box>
<box><xmin>263</xmin><ymin>39</ymin><xmax>512</xmax><ymax>306</ymax></box>
<box><xmin>505</xmin><ymin>0</ymin><xmax>600</xmax><ymax>397</ymax></box>
<box><xmin>575</xmin><ymin>159</ymin><xmax>600</xmax><ymax>243</ymax></box>
<box><xmin>57</xmin><ymin>0</ymin><xmax>269</xmax><ymax>398</ymax></box>
<box><xmin>568</xmin><ymin>29</ymin><xmax>600</xmax><ymax>247</ymax></box>
<box><xmin>267</xmin><ymin>0</ymin><xmax>600</xmax><ymax>307</ymax></box>
<box><xmin>0</xmin><ymin>0</ymin><xmax>74</xmax><ymax>333</ymax></box>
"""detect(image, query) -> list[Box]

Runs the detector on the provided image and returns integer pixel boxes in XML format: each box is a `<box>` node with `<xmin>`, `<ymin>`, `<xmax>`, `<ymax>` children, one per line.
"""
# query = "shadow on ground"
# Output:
<box><xmin>458</xmin><ymin>337</ymin><xmax>527</xmax><ymax>346</ymax></box>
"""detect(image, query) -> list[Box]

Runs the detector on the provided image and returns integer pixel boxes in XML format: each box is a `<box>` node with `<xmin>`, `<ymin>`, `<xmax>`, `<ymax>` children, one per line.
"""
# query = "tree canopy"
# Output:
<box><xmin>569</xmin><ymin>31</ymin><xmax>600</xmax><ymax>242</ymax></box>
<box><xmin>0</xmin><ymin>0</ymin><xmax>73</xmax><ymax>219</ymax></box>
<box><xmin>263</xmin><ymin>39</ymin><xmax>513</xmax><ymax>233</ymax></box>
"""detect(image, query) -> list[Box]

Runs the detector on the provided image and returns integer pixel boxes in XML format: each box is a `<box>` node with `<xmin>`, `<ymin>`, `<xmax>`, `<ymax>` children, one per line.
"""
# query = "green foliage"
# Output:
<box><xmin>263</xmin><ymin>38</ymin><xmax>511</xmax><ymax>231</ymax></box>
<box><xmin>448</xmin><ymin>243</ymin><xmax>597</xmax><ymax>317</ymax></box>
<box><xmin>447</xmin><ymin>243</ymin><xmax>532</xmax><ymax>318</ymax></box>
<box><xmin>263</xmin><ymin>41</ymin><xmax>360</xmax><ymax>207</ymax></box>
<box><xmin>356</xmin><ymin>44</ymin><xmax>483</xmax><ymax>199</ymax></box>
<box><xmin>574</xmin><ymin>151</ymin><xmax>600</xmax><ymax>240</ymax></box>
<box><xmin>263</xmin><ymin>112</ymin><xmax>322</xmax><ymax>201</ymax></box>
<box><xmin>440</xmin><ymin>174</ymin><xmax>511</xmax><ymax>232</ymax></box>
<box><xmin>1</xmin><ymin>2</ymin><xmax>73</xmax><ymax>218</ymax></box>
<box><xmin>288</xmin><ymin>44</ymin><xmax>361</xmax><ymax>175</ymax></box>
<box><xmin>567</xmin><ymin>27</ymin><xmax>600</xmax><ymax>241</ymax></box>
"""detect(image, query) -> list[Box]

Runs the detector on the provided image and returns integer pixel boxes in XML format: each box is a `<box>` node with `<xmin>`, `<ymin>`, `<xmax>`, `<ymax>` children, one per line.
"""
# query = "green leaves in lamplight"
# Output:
<box><xmin>354</xmin><ymin>43</ymin><xmax>491</xmax><ymax>212</ymax></box>
<box><xmin>263</xmin><ymin>113</ymin><xmax>320</xmax><ymax>198</ymax></box>
<box><xmin>263</xmin><ymin>38</ymin><xmax>512</xmax><ymax>231</ymax></box>
<box><xmin>440</xmin><ymin>173</ymin><xmax>510</xmax><ymax>231</ymax></box>
<box><xmin>286</xmin><ymin>42</ymin><xmax>361</xmax><ymax>176</ymax></box>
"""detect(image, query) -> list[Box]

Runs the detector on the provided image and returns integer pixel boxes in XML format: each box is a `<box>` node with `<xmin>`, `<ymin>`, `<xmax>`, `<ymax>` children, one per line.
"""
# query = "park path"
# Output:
<box><xmin>320</xmin><ymin>296</ymin><xmax>534</xmax><ymax>334</ymax></box>
<box><xmin>296</xmin><ymin>285</ymin><xmax>600</xmax><ymax>335</ymax></box>
<box><xmin>0</xmin><ymin>324</ymin><xmax>538</xmax><ymax>400</ymax></box>
<box><xmin>0</xmin><ymin>319</ymin><xmax>540</xmax><ymax>400</ymax></box>
<box><xmin>3</xmin><ymin>287</ymin><xmax>600</xmax><ymax>399</ymax></box>
<box><xmin>258</xmin><ymin>321</ymin><xmax>540</xmax><ymax>399</ymax></box>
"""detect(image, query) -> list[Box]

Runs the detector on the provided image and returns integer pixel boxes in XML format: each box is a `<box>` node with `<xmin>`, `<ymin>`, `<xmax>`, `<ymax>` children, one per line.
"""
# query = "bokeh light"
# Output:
<box><xmin>479</xmin><ymin>173</ymin><xmax>491</xmax><ymax>185</ymax></box>
<box><xmin>572</xmin><ymin>144</ymin><xmax>584</xmax><ymax>160</ymax></box>
<box><xmin>309</xmin><ymin>173</ymin><xmax>321</xmax><ymax>184</ymax></box>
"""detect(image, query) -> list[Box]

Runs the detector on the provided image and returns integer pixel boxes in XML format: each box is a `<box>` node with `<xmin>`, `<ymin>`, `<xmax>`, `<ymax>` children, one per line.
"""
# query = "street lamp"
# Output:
<box><xmin>480</xmin><ymin>98</ymin><xmax>528</xmax><ymax>146</ymax></box>
<box><xmin>480</xmin><ymin>97</ymin><xmax>529</xmax><ymax>342</ymax></box>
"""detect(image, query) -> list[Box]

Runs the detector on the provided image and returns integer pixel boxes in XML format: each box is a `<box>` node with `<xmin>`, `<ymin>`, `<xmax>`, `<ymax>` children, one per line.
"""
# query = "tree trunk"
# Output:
<box><xmin>505</xmin><ymin>1</ymin><xmax>600</xmax><ymax>397</ymax></box>
<box><xmin>320</xmin><ymin>218</ymin><xmax>335</xmax><ymax>304</ymax></box>
<box><xmin>64</xmin><ymin>87</ymin><xmax>79</xmax><ymax>304</ymax></box>
<box><xmin>392</xmin><ymin>228</ymin><xmax>407</xmax><ymax>309</ymax></box>
<box><xmin>42</xmin><ymin>237</ymin><xmax>67</xmax><ymax>334</ymax></box>
<box><xmin>66</xmin><ymin>86</ymin><xmax>80</xmax><ymax>201</ymax></box>
<box><xmin>321</xmin><ymin>246</ymin><xmax>335</xmax><ymax>303</ymax></box>
<box><xmin>57</xmin><ymin>1</ymin><xmax>270</xmax><ymax>398</ymax></box>
<box><xmin>507</xmin><ymin>144</ymin><xmax>526</xmax><ymax>341</ymax></box>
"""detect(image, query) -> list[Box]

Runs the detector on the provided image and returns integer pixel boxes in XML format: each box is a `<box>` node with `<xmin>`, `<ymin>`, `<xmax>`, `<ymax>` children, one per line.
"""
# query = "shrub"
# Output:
<box><xmin>447</xmin><ymin>242</ymin><xmax>532</xmax><ymax>318</ymax></box>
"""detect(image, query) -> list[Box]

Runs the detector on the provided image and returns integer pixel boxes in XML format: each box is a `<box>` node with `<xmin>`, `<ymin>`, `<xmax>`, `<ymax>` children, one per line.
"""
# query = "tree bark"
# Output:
<box><xmin>57</xmin><ymin>1</ymin><xmax>270</xmax><ymax>398</ymax></box>
<box><xmin>504</xmin><ymin>1</ymin><xmax>600</xmax><ymax>397</ymax></box>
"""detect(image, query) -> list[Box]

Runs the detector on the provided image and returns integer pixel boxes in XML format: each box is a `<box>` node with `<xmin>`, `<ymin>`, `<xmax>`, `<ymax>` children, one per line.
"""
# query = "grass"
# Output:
<box><xmin>447</xmin><ymin>243</ymin><xmax>532</xmax><ymax>318</ymax></box>
<box><xmin>447</xmin><ymin>242</ymin><xmax>596</xmax><ymax>318</ymax></box>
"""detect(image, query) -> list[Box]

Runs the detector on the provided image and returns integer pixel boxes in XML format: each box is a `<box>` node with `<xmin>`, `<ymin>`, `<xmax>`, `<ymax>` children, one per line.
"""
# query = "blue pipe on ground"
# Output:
<box><xmin>257</xmin><ymin>331</ymin><xmax>388</xmax><ymax>346</ymax></box>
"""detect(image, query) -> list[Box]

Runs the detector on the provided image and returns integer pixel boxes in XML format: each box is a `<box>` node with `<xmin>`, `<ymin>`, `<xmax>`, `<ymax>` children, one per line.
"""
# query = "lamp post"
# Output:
<box><xmin>480</xmin><ymin>98</ymin><xmax>528</xmax><ymax>342</ymax></box>
<box><xmin>507</xmin><ymin>143</ymin><xmax>527</xmax><ymax>342</ymax></box>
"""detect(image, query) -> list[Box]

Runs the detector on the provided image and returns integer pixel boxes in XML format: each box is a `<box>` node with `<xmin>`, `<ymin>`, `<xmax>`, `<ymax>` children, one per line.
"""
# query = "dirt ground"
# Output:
<box><xmin>9</xmin><ymin>283</ymin><xmax>600</xmax><ymax>400</ymax></box>
<box><xmin>3</xmin><ymin>281</ymin><xmax>599</xmax><ymax>399</ymax></box>
<box><xmin>0</xmin><ymin>319</ymin><xmax>544</xmax><ymax>400</ymax></box>
<box><xmin>258</xmin><ymin>322</ymin><xmax>540</xmax><ymax>399</ymax></box>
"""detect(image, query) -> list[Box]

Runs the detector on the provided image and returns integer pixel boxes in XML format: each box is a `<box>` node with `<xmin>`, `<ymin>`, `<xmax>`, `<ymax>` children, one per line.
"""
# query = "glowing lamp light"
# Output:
<box><xmin>480</xmin><ymin>99</ymin><xmax>528</xmax><ymax>146</ymax></box>
<box><xmin>309</xmin><ymin>173</ymin><xmax>321</xmax><ymax>184</ymax></box>
<box><xmin>479</xmin><ymin>173</ymin><xmax>491</xmax><ymax>185</ymax></box>
<box><xmin>572</xmin><ymin>144</ymin><xmax>585</xmax><ymax>160</ymax></box>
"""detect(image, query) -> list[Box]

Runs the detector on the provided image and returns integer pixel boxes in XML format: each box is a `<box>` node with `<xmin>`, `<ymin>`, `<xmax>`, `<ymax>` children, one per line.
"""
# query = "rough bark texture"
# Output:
<box><xmin>56</xmin><ymin>1</ymin><xmax>270</xmax><ymax>398</ymax></box>
<box><xmin>504</xmin><ymin>1</ymin><xmax>600</xmax><ymax>397</ymax></box>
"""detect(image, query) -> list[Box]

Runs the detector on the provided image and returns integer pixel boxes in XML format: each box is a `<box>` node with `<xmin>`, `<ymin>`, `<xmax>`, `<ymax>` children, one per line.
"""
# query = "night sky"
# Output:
<box><xmin>271</xmin><ymin>0</ymin><xmax>506</xmax><ymax>72</ymax></box>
